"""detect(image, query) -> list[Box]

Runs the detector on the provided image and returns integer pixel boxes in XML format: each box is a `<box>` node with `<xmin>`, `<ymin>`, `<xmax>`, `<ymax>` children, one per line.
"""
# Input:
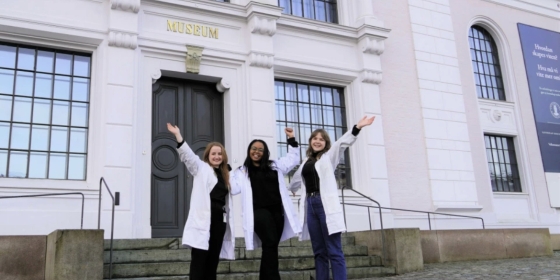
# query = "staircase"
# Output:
<box><xmin>103</xmin><ymin>235</ymin><xmax>395</xmax><ymax>279</ymax></box>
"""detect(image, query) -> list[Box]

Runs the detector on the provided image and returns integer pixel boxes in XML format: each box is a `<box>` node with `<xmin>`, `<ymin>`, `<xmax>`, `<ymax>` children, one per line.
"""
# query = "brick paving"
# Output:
<box><xmin>362</xmin><ymin>251</ymin><xmax>560</xmax><ymax>280</ymax></box>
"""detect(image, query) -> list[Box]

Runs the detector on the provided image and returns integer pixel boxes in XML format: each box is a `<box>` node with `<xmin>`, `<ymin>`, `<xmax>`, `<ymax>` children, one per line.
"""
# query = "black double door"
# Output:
<box><xmin>151</xmin><ymin>78</ymin><xmax>224</xmax><ymax>238</ymax></box>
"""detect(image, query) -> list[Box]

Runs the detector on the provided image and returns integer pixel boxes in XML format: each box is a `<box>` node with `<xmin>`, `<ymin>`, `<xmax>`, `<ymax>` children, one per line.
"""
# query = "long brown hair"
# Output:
<box><xmin>203</xmin><ymin>142</ymin><xmax>230</xmax><ymax>189</ymax></box>
<box><xmin>305</xmin><ymin>129</ymin><xmax>332</xmax><ymax>159</ymax></box>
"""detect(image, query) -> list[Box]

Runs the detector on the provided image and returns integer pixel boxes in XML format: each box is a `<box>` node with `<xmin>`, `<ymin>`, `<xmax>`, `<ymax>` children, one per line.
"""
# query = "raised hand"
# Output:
<box><xmin>285</xmin><ymin>128</ymin><xmax>295</xmax><ymax>138</ymax></box>
<box><xmin>167</xmin><ymin>123</ymin><xmax>184</xmax><ymax>143</ymax></box>
<box><xmin>356</xmin><ymin>116</ymin><xmax>375</xmax><ymax>129</ymax></box>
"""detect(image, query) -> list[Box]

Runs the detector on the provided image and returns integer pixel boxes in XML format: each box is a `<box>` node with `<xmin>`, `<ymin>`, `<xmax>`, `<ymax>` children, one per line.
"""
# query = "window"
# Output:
<box><xmin>279</xmin><ymin>0</ymin><xmax>338</xmax><ymax>23</ymax></box>
<box><xmin>484</xmin><ymin>135</ymin><xmax>521</xmax><ymax>192</ymax></box>
<box><xmin>468</xmin><ymin>26</ymin><xmax>505</xmax><ymax>100</ymax></box>
<box><xmin>274</xmin><ymin>80</ymin><xmax>351</xmax><ymax>188</ymax></box>
<box><xmin>0</xmin><ymin>43</ymin><xmax>91</xmax><ymax>180</ymax></box>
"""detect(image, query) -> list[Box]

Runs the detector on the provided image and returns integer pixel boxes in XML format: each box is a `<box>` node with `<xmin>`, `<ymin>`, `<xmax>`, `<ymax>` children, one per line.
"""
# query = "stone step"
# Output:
<box><xmin>104</xmin><ymin>238</ymin><xmax>180</xmax><ymax>251</ymax></box>
<box><xmin>104</xmin><ymin>236</ymin><xmax>356</xmax><ymax>251</ymax></box>
<box><xmin>104</xmin><ymin>245</ymin><xmax>368</xmax><ymax>264</ymax></box>
<box><xmin>103</xmin><ymin>266</ymin><xmax>395</xmax><ymax>280</ymax></box>
<box><xmin>104</xmin><ymin>255</ymin><xmax>382</xmax><ymax>279</ymax></box>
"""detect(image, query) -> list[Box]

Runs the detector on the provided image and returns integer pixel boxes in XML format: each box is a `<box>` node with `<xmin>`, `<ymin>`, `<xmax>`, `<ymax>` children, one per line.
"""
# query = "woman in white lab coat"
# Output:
<box><xmin>167</xmin><ymin>123</ymin><xmax>235</xmax><ymax>280</ymax></box>
<box><xmin>231</xmin><ymin>128</ymin><xmax>301</xmax><ymax>280</ymax></box>
<box><xmin>289</xmin><ymin>116</ymin><xmax>375</xmax><ymax>280</ymax></box>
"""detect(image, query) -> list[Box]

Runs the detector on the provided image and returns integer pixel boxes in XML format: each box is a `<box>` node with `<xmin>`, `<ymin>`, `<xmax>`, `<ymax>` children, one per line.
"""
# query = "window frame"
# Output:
<box><xmin>483</xmin><ymin>134</ymin><xmax>522</xmax><ymax>193</ymax></box>
<box><xmin>274</xmin><ymin>79</ymin><xmax>352</xmax><ymax>189</ymax></box>
<box><xmin>468</xmin><ymin>25</ymin><xmax>506</xmax><ymax>101</ymax></box>
<box><xmin>278</xmin><ymin>0</ymin><xmax>339</xmax><ymax>24</ymax></box>
<box><xmin>0</xmin><ymin>42</ymin><xmax>92</xmax><ymax>180</ymax></box>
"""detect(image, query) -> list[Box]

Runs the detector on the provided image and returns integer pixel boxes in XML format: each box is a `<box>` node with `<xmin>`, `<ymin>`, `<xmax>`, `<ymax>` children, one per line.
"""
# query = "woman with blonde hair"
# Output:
<box><xmin>167</xmin><ymin>123</ymin><xmax>235</xmax><ymax>280</ymax></box>
<box><xmin>289</xmin><ymin>116</ymin><xmax>375</xmax><ymax>280</ymax></box>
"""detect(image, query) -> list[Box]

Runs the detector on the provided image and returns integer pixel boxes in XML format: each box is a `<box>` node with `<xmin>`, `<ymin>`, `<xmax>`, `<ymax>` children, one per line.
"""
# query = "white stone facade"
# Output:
<box><xmin>0</xmin><ymin>0</ymin><xmax>559</xmax><ymax>238</ymax></box>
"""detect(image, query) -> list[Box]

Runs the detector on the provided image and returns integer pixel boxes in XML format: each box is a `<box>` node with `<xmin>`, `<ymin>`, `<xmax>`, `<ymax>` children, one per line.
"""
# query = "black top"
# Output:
<box><xmin>302</xmin><ymin>156</ymin><xmax>320</xmax><ymax>194</ymax></box>
<box><xmin>286</xmin><ymin>137</ymin><xmax>298</xmax><ymax>148</ymax></box>
<box><xmin>211</xmin><ymin>168</ymin><xmax>229</xmax><ymax>210</ymax></box>
<box><xmin>303</xmin><ymin>125</ymin><xmax>361</xmax><ymax>194</ymax></box>
<box><xmin>248</xmin><ymin>137</ymin><xmax>298</xmax><ymax>209</ymax></box>
<box><xmin>249</xmin><ymin>167</ymin><xmax>281</xmax><ymax>209</ymax></box>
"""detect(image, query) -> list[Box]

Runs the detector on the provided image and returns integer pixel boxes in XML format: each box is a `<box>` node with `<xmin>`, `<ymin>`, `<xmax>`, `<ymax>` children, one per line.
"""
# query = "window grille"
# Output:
<box><xmin>468</xmin><ymin>26</ymin><xmax>506</xmax><ymax>100</ymax></box>
<box><xmin>278</xmin><ymin>0</ymin><xmax>338</xmax><ymax>23</ymax></box>
<box><xmin>0</xmin><ymin>42</ymin><xmax>91</xmax><ymax>180</ymax></box>
<box><xmin>484</xmin><ymin>135</ymin><xmax>521</xmax><ymax>192</ymax></box>
<box><xmin>274</xmin><ymin>80</ymin><xmax>351</xmax><ymax>188</ymax></box>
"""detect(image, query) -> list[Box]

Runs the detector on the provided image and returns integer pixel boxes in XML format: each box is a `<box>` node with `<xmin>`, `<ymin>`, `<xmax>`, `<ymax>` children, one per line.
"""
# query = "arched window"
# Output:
<box><xmin>468</xmin><ymin>26</ymin><xmax>505</xmax><ymax>100</ymax></box>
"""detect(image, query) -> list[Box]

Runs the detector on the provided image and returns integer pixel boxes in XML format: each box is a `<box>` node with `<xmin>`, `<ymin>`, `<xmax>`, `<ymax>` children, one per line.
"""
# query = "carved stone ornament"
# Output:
<box><xmin>151</xmin><ymin>69</ymin><xmax>162</xmax><ymax>84</ymax></box>
<box><xmin>216</xmin><ymin>78</ymin><xmax>231</xmax><ymax>93</ymax></box>
<box><xmin>249</xmin><ymin>52</ymin><xmax>274</xmax><ymax>69</ymax></box>
<box><xmin>361</xmin><ymin>37</ymin><xmax>384</xmax><ymax>55</ymax></box>
<box><xmin>108</xmin><ymin>31</ymin><xmax>138</xmax><ymax>49</ymax></box>
<box><xmin>249</xmin><ymin>16</ymin><xmax>276</xmax><ymax>36</ymax></box>
<box><xmin>111</xmin><ymin>0</ymin><xmax>140</xmax><ymax>13</ymax></box>
<box><xmin>362</xmin><ymin>70</ymin><xmax>382</xmax><ymax>84</ymax></box>
<box><xmin>492</xmin><ymin>109</ymin><xmax>502</xmax><ymax>122</ymax></box>
<box><xmin>186</xmin><ymin>46</ymin><xmax>204</xmax><ymax>74</ymax></box>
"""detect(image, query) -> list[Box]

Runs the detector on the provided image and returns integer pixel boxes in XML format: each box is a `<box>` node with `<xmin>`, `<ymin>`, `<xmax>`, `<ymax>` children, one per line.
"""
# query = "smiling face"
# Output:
<box><xmin>310</xmin><ymin>134</ymin><xmax>326</xmax><ymax>152</ymax></box>
<box><xmin>306</xmin><ymin>129</ymin><xmax>331</xmax><ymax>158</ymax></box>
<box><xmin>249</xmin><ymin>141</ymin><xmax>265</xmax><ymax>165</ymax></box>
<box><xmin>208</xmin><ymin>146</ymin><xmax>223</xmax><ymax>168</ymax></box>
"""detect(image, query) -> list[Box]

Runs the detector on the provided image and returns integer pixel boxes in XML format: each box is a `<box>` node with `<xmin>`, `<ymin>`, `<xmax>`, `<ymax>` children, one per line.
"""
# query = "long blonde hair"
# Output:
<box><xmin>203</xmin><ymin>142</ymin><xmax>230</xmax><ymax>189</ymax></box>
<box><xmin>305</xmin><ymin>129</ymin><xmax>332</xmax><ymax>159</ymax></box>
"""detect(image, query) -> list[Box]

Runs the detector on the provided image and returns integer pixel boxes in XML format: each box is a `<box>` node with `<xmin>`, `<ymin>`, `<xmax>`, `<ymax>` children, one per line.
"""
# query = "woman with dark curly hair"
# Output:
<box><xmin>231</xmin><ymin>128</ymin><xmax>301</xmax><ymax>280</ymax></box>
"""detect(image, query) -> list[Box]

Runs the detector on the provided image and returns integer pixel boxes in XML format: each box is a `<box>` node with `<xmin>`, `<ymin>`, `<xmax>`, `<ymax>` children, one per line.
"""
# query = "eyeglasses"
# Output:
<box><xmin>250</xmin><ymin>147</ymin><xmax>265</xmax><ymax>153</ymax></box>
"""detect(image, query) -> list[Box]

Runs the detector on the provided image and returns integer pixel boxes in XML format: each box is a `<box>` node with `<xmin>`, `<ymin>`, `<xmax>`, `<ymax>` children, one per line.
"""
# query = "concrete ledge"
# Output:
<box><xmin>551</xmin><ymin>234</ymin><xmax>560</xmax><ymax>250</ymax></box>
<box><xmin>421</xmin><ymin>228</ymin><xmax>553</xmax><ymax>263</ymax></box>
<box><xmin>45</xmin><ymin>230</ymin><xmax>104</xmax><ymax>280</ymax></box>
<box><xmin>420</xmin><ymin>231</ymin><xmax>440</xmax><ymax>264</ymax></box>
<box><xmin>0</xmin><ymin>236</ymin><xmax>47</xmax><ymax>280</ymax></box>
<box><xmin>348</xmin><ymin>228</ymin><xmax>423</xmax><ymax>274</ymax></box>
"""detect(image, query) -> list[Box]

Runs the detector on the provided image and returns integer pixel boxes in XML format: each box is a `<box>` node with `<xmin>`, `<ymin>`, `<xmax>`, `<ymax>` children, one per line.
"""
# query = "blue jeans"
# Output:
<box><xmin>306</xmin><ymin>195</ymin><xmax>347</xmax><ymax>280</ymax></box>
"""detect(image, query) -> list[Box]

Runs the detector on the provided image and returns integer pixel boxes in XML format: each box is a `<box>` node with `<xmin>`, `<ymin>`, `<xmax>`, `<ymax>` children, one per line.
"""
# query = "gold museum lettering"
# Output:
<box><xmin>167</xmin><ymin>20</ymin><xmax>218</xmax><ymax>39</ymax></box>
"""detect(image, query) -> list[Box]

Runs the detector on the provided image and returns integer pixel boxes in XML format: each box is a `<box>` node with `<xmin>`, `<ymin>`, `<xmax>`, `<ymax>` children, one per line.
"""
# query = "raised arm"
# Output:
<box><xmin>167</xmin><ymin>123</ymin><xmax>201</xmax><ymax>176</ymax></box>
<box><xmin>328</xmin><ymin>116</ymin><xmax>376</xmax><ymax>166</ymax></box>
<box><xmin>275</xmin><ymin>128</ymin><xmax>301</xmax><ymax>174</ymax></box>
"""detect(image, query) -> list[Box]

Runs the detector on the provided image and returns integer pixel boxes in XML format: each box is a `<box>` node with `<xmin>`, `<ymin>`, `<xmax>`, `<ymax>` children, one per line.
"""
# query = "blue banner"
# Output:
<box><xmin>518</xmin><ymin>23</ymin><xmax>560</xmax><ymax>173</ymax></box>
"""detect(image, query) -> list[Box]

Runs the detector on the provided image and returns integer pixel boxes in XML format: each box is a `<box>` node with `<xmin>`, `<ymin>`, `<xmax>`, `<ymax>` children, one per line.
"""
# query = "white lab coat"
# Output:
<box><xmin>231</xmin><ymin>145</ymin><xmax>301</xmax><ymax>250</ymax></box>
<box><xmin>177</xmin><ymin>142</ymin><xmax>235</xmax><ymax>260</ymax></box>
<box><xmin>289</xmin><ymin>130</ymin><xmax>358</xmax><ymax>241</ymax></box>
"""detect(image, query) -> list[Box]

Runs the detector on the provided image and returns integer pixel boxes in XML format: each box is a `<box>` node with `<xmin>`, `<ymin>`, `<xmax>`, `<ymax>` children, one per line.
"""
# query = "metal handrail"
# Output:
<box><xmin>98</xmin><ymin>177</ymin><xmax>115</xmax><ymax>280</ymax></box>
<box><xmin>341</xmin><ymin>187</ymin><xmax>386</xmax><ymax>265</ymax></box>
<box><xmin>0</xmin><ymin>192</ymin><xmax>85</xmax><ymax>229</ymax></box>
<box><xmin>341</xmin><ymin>189</ymin><xmax>485</xmax><ymax>230</ymax></box>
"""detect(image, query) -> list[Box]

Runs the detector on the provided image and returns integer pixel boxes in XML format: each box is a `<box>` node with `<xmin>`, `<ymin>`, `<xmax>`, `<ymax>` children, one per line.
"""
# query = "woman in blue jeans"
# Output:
<box><xmin>289</xmin><ymin>116</ymin><xmax>375</xmax><ymax>280</ymax></box>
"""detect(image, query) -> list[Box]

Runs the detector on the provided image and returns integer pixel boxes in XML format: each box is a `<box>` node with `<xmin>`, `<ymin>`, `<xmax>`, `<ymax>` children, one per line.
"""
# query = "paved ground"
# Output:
<box><xmin>362</xmin><ymin>251</ymin><xmax>560</xmax><ymax>280</ymax></box>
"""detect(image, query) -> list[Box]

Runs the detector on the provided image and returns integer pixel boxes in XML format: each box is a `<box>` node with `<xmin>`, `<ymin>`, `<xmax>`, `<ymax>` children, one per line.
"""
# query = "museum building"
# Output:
<box><xmin>0</xmin><ymin>0</ymin><xmax>559</xmax><ymax>239</ymax></box>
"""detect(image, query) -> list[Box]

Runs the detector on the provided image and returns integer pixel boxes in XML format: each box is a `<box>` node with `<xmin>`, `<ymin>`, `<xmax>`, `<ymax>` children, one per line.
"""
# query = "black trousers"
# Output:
<box><xmin>190</xmin><ymin>206</ymin><xmax>227</xmax><ymax>280</ymax></box>
<box><xmin>253</xmin><ymin>205</ymin><xmax>285</xmax><ymax>280</ymax></box>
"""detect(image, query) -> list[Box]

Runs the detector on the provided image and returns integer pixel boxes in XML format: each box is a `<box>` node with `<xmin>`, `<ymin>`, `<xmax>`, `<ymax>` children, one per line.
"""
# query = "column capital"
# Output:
<box><xmin>110</xmin><ymin>0</ymin><xmax>140</xmax><ymax>13</ymax></box>
<box><xmin>108</xmin><ymin>31</ymin><xmax>138</xmax><ymax>49</ymax></box>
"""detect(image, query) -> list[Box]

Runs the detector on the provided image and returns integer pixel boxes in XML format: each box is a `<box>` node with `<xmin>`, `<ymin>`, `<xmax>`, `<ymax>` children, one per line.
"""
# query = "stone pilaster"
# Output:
<box><xmin>244</xmin><ymin>2</ymin><xmax>282</xmax><ymax>147</ymax></box>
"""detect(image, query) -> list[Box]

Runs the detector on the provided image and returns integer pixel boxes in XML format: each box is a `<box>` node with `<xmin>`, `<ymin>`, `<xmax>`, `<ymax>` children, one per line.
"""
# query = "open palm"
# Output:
<box><xmin>357</xmin><ymin>116</ymin><xmax>375</xmax><ymax>129</ymax></box>
<box><xmin>167</xmin><ymin>123</ymin><xmax>180</xmax><ymax>135</ymax></box>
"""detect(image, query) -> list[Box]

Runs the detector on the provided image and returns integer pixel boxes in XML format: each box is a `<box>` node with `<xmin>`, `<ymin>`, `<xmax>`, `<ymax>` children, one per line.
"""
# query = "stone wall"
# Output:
<box><xmin>0</xmin><ymin>236</ymin><xmax>46</xmax><ymax>280</ymax></box>
<box><xmin>421</xmin><ymin>228</ymin><xmax>553</xmax><ymax>263</ymax></box>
